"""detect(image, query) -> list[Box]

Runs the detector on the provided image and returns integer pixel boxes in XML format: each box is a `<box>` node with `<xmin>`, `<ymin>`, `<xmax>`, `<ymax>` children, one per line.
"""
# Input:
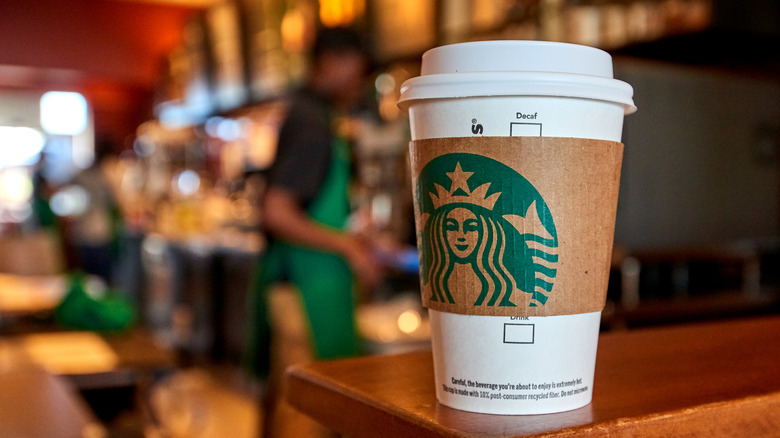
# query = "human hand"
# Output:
<box><xmin>341</xmin><ymin>236</ymin><xmax>384</xmax><ymax>296</ymax></box>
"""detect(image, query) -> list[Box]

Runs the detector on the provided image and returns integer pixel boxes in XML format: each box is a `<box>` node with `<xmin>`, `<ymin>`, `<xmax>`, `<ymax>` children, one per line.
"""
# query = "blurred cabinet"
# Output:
<box><xmin>605</xmin><ymin>50</ymin><xmax>780</xmax><ymax>327</ymax></box>
<box><xmin>141</xmin><ymin>236</ymin><xmax>258</xmax><ymax>363</ymax></box>
<box><xmin>614</xmin><ymin>57</ymin><xmax>779</xmax><ymax>250</ymax></box>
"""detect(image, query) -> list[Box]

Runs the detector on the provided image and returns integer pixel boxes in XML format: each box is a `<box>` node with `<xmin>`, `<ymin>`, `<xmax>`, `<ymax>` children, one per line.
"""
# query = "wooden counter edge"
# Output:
<box><xmin>286</xmin><ymin>357</ymin><xmax>780</xmax><ymax>438</ymax></box>
<box><xmin>286</xmin><ymin>356</ymin><xmax>450</xmax><ymax>438</ymax></box>
<box><xmin>575</xmin><ymin>391</ymin><xmax>780</xmax><ymax>438</ymax></box>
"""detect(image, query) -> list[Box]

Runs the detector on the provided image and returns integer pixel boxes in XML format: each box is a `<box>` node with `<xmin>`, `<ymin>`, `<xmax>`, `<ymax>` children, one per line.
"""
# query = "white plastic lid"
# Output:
<box><xmin>399</xmin><ymin>41</ymin><xmax>636</xmax><ymax>114</ymax></box>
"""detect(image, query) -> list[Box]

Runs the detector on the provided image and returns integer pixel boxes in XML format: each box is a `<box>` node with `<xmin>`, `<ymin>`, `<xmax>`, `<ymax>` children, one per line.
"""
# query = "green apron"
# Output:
<box><xmin>246</xmin><ymin>135</ymin><xmax>359</xmax><ymax>378</ymax></box>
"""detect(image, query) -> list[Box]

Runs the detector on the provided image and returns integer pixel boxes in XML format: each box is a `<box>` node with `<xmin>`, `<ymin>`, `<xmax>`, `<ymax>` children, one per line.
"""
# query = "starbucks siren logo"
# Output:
<box><xmin>417</xmin><ymin>153</ymin><xmax>558</xmax><ymax>308</ymax></box>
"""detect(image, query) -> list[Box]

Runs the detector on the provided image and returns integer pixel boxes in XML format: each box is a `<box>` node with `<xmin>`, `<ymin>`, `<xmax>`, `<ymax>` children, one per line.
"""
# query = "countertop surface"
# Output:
<box><xmin>286</xmin><ymin>315</ymin><xmax>780</xmax><ymax>437</ymax></box>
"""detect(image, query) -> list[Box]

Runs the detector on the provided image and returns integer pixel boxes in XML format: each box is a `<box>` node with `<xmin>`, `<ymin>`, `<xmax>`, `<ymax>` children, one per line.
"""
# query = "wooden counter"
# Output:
<box><xmin>286</xmin><ymin>315</ymin><xmax>780</xmax><ymax>437</ymax></box>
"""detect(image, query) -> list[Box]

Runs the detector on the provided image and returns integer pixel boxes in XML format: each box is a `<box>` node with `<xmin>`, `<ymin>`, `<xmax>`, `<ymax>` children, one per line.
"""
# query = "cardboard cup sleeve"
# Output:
<box><xmin>410</xmin><ymin>136</ymin><xmax>623</xmax><ymax>317</ymax></box>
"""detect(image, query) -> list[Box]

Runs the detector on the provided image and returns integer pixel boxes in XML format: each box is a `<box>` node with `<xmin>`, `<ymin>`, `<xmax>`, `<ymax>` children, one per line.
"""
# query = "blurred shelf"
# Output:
<box><xmin>603</xmin><ymin>288</ymin><xmax>780</xmax><ymax>329</ymax></box>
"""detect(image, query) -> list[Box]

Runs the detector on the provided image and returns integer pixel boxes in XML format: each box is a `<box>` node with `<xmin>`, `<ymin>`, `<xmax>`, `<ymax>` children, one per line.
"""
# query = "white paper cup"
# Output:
<box><xmin>399</xmin><ymin>41</ymin><xmax>635</xmax><ymax>415</ymax></box>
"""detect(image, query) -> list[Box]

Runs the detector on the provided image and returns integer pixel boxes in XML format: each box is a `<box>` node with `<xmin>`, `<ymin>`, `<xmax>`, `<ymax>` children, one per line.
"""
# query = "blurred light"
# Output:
<box><xmin>142</xmin><ymin>235</ymin><xmax>167</xmax><ymax>257</ymax></box>
<box><xmin>8</xmin><ymin>204</ymin><xmax>32</xmax><ymax>223</ymax></box>
<box><xmin>204</xmin><ymin>116</ymin><xmax>223</xmax><ymax>138</ymax></box>
<box><xmin>319</xmin><ymin>0</ymin><xmax>364</xmax><ymax>27</ymax></box>
<box><xmin>40</xmin><ymin>92</ymin><xmax>88</xmax><ymax>135</ymax></box>
<box><xmin>205</xmin><ymin>116</ymin><xmax>244</xmax><ymax>142</ymax></box>
<box><xmin>176</xmin><ymin>170</ymin><xmax>201</xmax><ymax>195</ymax></box>
<box><xmin>0</xmin><ymin>126</ymin><xmax>46</xmax><ymax>167</ymax></box>
<box><xmin>376</xmin><ymin>324</ymin><xmax>398</xmax><ymax>343</ymax></box>
<box><xmin>72</xmin><ymin>131</ymin><xmax>94</xmax><ymax>170</ymax></box>
<box><xmin>282</xmin><ymin>8</ymin><xmax>306</xmax><ymax>53</ymax></box>
<box><xmin>133</xmin><ymin>135</ymin><xmax>156</xmax><ymax>157</ymax></box>
<box><xmin>216</xmin><ymin>118</ymin><xmax>243</xmax><ymax>142</ymax></box>
<box><xmin>371</xmin><ymin>194</ymin><xmax>392</xmax><ymax>227</ymax></box>
<box><xmin>50</xmin><ymin>185</ymin><xmax>90</xmax><ymax>217</ymax></box>
<box><xmin>375</xmin><ymin>73</ymin><xmax>396</xmax><ymax>94</ymax></box>
<box><xmin>397</xmin><ymin>310</ymin><xmax>421</xmax><ymax>334</ymax></box>
<box><xmin>158</xmin><ymin>98</ymin><xmax>212</xmax><ymax>130</ymax></box>
<box><xmin>230</xmin><ymin>198</ymin><xmax>253</xmax><ymax>220</ymax></box>
<box><xmin>246</xmin><ymin>122</ymin><xmax>278</xmax><ymax>169</ymax></box>
<box><xmin>0</xmin><ymin>168</ymin><xmax>34</xmax><ymax>206</ymax></box>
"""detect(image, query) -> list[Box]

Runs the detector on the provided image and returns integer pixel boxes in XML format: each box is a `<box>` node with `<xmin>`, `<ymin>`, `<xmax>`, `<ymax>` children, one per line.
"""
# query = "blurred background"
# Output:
<box><xmin>0</xmin><ymin>0</ymin><xmax>778</xmax><ymax>437</ymax></box>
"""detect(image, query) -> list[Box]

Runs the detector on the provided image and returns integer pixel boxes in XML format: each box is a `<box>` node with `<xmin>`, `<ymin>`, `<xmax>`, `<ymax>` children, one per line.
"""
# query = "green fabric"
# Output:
<box><xmin>245</xmin><ymin>136</ymin><xmax>359</xmax><ymax>378</ymax></box>
<box><xmin>32</xmin><ymin>193</ymin><xmax>57</xmax><ymax>229</ymax></box>
<box><xmin>282</xmin><ymin>136</ymin><xmax>358</xmax><ymax>358</ymax></box>
<box><xmin>55</xmin><ymin>273</ymin><xmax>135</xmax><ymax>332</ymax></box>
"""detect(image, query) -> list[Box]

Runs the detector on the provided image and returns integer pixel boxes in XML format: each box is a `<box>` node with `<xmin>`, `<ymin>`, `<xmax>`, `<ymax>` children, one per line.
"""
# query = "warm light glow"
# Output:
<box><xmin>376</xmin><ymin>324</ymin><xmax>398</xmax><ymax>343</ymax></box>
<box><xmin>282</xmin><ymin>8</ymin><xmax>307</xmax><ymax>53</ymax></box>
<box><xmin>21</xmin><ymin>332</ymin><xmax>119</xmax><ymax>375</ymax></box>
<box><xmin>0</xmin><ymin>126</ymin><xmax>46</xmax><ymax>168</ymax></box>
<box><xmin>319</xmin><ymin>0</ymin><xmax>364</xmax><ymax>27</ymax></box>
<box><xmin>40</xmin><ymin>92</ymin><xmax>88</xmax><ymax>136</ymax></box>
<box><xmin>397</xmin><ymin>310</ymin><xmax>421</xmax><ymax>334</ymax></box>
<box><xmin>246</xmin><ymin>122</ymin><xmax>278</xmax><ymax>169</ymax></box>
<box><xmin>230</xmin><ymin>198</ymin><xmax>253</xmax><ymax>220</ymax></box>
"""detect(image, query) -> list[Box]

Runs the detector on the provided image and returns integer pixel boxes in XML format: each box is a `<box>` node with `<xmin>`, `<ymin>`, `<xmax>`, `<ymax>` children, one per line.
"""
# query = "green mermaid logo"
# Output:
<box><xmin>417</xmin><ymin>153</ymin><xmax>558</xmax><ymax>308</ymax></box>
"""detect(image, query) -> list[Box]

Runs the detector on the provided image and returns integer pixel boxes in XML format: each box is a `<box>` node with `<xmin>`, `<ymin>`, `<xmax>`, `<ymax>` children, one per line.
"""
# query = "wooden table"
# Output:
<box><xmin>0</xmin><ymin>366</ymin><xmax>101</xmax><ymax>438</ymax></box>
<box><xmin>0</xmin><ymin>273</ymin><xmax>65</xmax><ymax>317</ymax></box>
<box><xmin>0</xmin><ymin>272</ymin><xmax>176</xmax><ymax>386</ymax></box>
<box><xmin>0</xmin><ymin>328</ymin><xmax>176</xmax><ymax>394</ymax></box>
<box><xmin>286</xmin><ymin>315</ymin><xmax>780</xmax><ymax>437</ymax></box>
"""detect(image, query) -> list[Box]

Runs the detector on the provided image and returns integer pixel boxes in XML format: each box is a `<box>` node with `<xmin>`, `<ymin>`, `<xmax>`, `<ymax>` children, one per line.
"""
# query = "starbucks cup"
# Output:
<box><xmin>398</xmin><ymin>41</ymin><xmax>635</xmax><ymax>415</ymax></box>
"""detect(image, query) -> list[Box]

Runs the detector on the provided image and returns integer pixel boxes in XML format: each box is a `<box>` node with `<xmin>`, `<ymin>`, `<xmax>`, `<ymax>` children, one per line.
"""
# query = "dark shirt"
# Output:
<box><xmin>267</xmin><ymin>88</ymin><xmax>334</xmax><ymax>208</ymax></box>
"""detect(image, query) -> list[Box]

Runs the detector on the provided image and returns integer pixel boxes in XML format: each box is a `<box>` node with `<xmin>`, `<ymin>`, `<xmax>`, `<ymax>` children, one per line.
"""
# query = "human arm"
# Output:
<box><xmin>262</xmin><ymin>185</ymin><xmax>383</xmax><ymax>291</ymax></box>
